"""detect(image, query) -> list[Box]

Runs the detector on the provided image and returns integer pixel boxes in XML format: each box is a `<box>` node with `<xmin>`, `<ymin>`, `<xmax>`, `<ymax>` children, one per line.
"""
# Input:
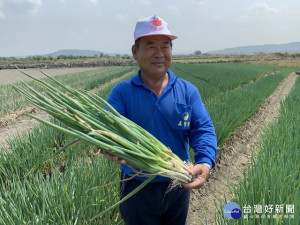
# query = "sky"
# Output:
<box><xmin>0</xmin><ymin>0</ymin><xmax>299</xmax><ymax>57</ymax></box>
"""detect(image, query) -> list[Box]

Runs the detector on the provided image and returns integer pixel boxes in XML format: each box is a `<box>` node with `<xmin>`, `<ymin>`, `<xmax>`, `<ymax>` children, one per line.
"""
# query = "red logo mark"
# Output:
<box><xmin>150</xmin><ymin>17</ymin><xmax>163</xmax><ymax>31</ymax></box>
<box><xmin>151</xmin><ymin>17</ymin><xmax>162</xmax><ymax>27</ymax></box>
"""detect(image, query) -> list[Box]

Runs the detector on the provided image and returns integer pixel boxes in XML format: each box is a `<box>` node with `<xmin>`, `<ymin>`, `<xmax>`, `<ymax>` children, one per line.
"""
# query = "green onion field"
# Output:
<box><xmin>0</xmin><ymin>62</ymin><xmax>299</xmax><ymax>224</ymax></box>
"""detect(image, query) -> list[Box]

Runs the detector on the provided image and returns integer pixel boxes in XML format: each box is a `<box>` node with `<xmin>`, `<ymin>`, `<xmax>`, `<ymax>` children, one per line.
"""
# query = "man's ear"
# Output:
<box><xmin>132</xmin><ymin>45</ymin><xmax>137</xmax><ymax>60</ymax></box>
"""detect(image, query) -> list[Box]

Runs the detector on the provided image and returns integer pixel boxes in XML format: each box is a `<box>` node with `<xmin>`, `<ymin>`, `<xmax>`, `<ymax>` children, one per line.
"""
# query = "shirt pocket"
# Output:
<box><xmin>173</xmin><ymin>102</ymin><xmax>192</xmax><ymax>130</ymax></box>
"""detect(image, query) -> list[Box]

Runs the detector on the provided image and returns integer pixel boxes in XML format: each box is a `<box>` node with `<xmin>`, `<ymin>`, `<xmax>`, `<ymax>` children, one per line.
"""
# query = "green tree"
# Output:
<box><xmin>194</xmin><ymin>50</ymin><xmax>201</xmax><ymax>55</ymax></box>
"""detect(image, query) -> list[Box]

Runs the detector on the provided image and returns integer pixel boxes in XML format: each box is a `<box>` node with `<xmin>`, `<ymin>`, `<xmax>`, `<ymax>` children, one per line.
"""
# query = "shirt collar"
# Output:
<box><xmin>132</xmin><ymin>69</ymin><xmax>177</xmax><ymax>86</ymax></box>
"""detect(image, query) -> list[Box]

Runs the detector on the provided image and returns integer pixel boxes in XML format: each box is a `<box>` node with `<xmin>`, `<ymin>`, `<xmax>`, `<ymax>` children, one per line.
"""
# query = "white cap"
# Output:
<box><xmin>134</xmin><ymin>15</ymin><xmax>177</xmax><ymax>41</ymax></box>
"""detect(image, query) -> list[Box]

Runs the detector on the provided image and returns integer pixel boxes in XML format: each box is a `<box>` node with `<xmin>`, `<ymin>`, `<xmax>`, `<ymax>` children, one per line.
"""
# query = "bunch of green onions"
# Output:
<box><xmin>13</xmin><ymin>71</ymin><xmax>193</xmax><ymax>184</ymax></box>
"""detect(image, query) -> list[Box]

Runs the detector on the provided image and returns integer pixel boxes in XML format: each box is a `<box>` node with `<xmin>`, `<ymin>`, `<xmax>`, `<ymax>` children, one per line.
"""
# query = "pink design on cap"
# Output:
<box><xmin>151</xmin><ymin>17</ymin><xmax>163</xmax><ymax>30</ymax></box>
<box><xmin>134</xmin><ymin>15</ymin><xmax>177</xmax><ymax>41</ymax></box>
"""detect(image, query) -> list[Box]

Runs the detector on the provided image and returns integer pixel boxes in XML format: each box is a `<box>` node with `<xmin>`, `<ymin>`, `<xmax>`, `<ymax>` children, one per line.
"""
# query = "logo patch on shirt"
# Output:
<box><xmin>183</xmin><ymin>112</ymin><xmax>189</xmax><ymax>121</ymax></box>
<box><xmin>178</xmin><ymin>111</ymin><xmax>190</xmax><ymax>128</ymax></box>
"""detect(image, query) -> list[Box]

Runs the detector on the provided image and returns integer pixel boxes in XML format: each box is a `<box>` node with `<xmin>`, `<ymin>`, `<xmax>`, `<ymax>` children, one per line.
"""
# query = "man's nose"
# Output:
<box><xmin>154</xmin><ymin>47</ymin><xmax>164</xmax><ymax>57</ymax></box>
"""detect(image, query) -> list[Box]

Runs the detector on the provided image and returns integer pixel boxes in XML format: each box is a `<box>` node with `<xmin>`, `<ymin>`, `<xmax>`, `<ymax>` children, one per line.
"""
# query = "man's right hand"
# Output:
<box><xmin>101</xmin><ymin>149</ymin><xmax>127</xmax><ymax>165</ymax></box>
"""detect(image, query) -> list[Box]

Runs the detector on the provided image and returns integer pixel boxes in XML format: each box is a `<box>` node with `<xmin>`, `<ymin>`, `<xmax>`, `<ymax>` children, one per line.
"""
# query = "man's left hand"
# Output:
<box><xmin>181</xmin><ymin>164</ymin><xmax>210</xmax><ymax>189</ymax></box>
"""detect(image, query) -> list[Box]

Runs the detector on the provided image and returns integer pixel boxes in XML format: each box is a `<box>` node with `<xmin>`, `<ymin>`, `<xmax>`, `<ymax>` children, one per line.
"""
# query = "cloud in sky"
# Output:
<box><xmin>139</xmin><ymin>0</ymin><xmax>150</xmax><ymax>5</ymax></box>
<box><xmin>167</xmin><ymin>4</ymin><xmax>181</xmax><ymax>17</ymax></box>
<box><xmin>89</xmin><ymin>0</ymin><xmax>98</xmax><ymax>5</ymax></box>
<box><xmin>0</xmin><ymin>10</ymin><xmax>5</xmax><ymax>19</ymax></box>
<box><xmin>246</xmin><ymin>2</ymin><xmax>287</xmax><ymax>14</ymax></box>
<box><xmin>3</xmin><ymin>0</ymin><xmax>42</xmax><ymax>15</ymax></box>
<box><xmin>116</xmin><ymin>13</ymin><xmax>128</xmax><ymax>22</ymax></box>
<box><xmin>0</xmin><ymin>1</ymin><xmax>5</xmax><ymax>19</ymax></box>
<box><xmin>234</xmin><ymin>14</ymin><xmax>249</xmax><ymax>24</ymax></box>
<box><xmin>212</xmin><ymin>14</ymin><xmax>222</xmax><ymax>20</ymax></box>
<box><xmin>0</xmin><ymin>0</ymin><xmax>299</xmax><ymax>57</ymax></box>
<box><xmin>196</xmin><ymin>0</ymin><xmax>206</xmax><ymax>4</ymax></box>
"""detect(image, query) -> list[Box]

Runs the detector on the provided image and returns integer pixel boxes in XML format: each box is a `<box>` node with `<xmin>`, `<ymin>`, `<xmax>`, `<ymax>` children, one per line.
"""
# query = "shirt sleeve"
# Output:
<box><xmin>188</xmin><ymin>87</ymin><xmax>217</xmax><ymax>168</ymax></box>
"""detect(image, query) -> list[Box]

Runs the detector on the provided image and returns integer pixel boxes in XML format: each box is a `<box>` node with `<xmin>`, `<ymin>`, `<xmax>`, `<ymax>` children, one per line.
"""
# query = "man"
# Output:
<box><xmin>103</xmin><ymin>15</ymin><xmax>217</xmax><ymax>225</ymax></box>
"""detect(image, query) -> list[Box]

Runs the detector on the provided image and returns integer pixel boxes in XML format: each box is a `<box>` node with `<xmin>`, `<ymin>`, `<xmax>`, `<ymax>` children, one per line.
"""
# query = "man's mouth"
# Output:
<box><xmin>153</xmin><ymin>62</ymin><xmax>164</xmax><ymax>65</ymax></box>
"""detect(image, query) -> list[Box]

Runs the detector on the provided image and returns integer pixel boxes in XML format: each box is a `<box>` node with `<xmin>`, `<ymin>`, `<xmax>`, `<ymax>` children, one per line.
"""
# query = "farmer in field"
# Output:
<box><xmin>102</xmin><ymin>15</ymin><xmax>217</xmax><ymax>225</ymax></box>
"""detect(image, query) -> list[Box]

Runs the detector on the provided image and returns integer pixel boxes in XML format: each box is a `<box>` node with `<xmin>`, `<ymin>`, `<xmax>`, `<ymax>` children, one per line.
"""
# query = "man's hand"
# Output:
<box><xmin>100</xmin><ymin>148</ymin><xmax>127</xmax><ymax>165</ymax></box>
<box><xmin>181</xmin><ymin>164</ymin><xmax>210</xmax><ymax>189</ymax></box>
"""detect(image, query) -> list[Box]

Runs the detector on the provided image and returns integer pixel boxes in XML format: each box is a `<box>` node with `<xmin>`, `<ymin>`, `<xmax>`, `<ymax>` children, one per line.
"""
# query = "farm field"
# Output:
<box><xmin>0</xmin><ymin>62</ymin><xmax>299</xmax><ymax>224</ymax></box>
<box><xmin>214</xmin><ymin>73</ymin><xmax>300</xmax><ymax>225</ymax></box>
<box><xmin>0</xmin><ymin>68</ymin><xmax>100</xmax><ymax>85</ymax></box>
<box><xmin>0</xmin><ymin>66</ymin><xmax>136</xmax><ymax>148</ymax></box>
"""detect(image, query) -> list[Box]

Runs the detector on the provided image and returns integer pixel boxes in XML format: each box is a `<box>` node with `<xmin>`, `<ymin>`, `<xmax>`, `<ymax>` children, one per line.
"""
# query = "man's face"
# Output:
<box><xmin>132</xmin><ymin>35</ymin><xmax>172</xmax><ymax>78</ymax></box>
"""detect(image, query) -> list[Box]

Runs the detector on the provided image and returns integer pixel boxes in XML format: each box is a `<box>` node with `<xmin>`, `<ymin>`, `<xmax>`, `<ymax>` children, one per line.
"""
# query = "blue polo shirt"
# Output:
<box><xmin>107</xmin><ymin>69</ymin><xmax>217</xmax><ymax>182</ymax></box>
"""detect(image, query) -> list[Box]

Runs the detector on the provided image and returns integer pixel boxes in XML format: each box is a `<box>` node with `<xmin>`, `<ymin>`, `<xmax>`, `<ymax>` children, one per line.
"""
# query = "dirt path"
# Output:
<box><xmin>187</xmin><ymin>72</ymin><xmax>298</xmax><ymax>225</ymax></box>
<box><xmin>0</xmin><ymin>70</ymin><xmax>134</xmax><ymax>148</ymax></box>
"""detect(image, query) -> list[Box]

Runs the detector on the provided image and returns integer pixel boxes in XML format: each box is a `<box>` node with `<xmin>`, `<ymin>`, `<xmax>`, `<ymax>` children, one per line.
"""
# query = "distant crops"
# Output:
<box><xmin>172</xmin><ymin>63</ymin><xmax>291</xmax><ymax>146</ymax></box>
<box><xmin>173</xmin><ymin>63</ymin><xmax>280</xmax><ymax>93</ymax></box>
<box><xmin>0</xmin><ymin>63</ymin><xmax>297</xmax><ymax>224</ymax></box>
<box><xmin>0</xmin><ymin>66</ymin><xmax>136</xmax><ymax>117</ymax></box>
